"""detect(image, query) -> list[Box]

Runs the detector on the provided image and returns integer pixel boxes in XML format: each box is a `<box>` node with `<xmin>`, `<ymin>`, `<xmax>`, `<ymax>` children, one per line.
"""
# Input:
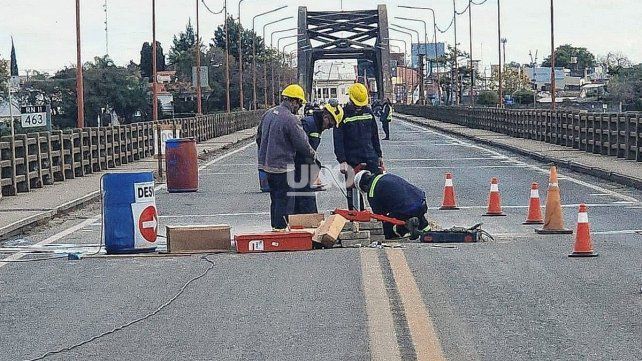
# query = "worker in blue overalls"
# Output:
<box><xmin>334</xmin><ymin>83</ymin><xmax>384</xmax><ymax>210</ymax></box>
<box><xmin>293</xmin><ymin>100</ymin><xmax>344</xmax><ymax>214</ymax></box>
<box><xmin>354</xmin><ymin>170</ymin><xmax>431</xmax><ymax>240</ymax></box>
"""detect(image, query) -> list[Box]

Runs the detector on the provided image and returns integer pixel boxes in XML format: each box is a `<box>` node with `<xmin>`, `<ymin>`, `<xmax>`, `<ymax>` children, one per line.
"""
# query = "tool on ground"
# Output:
<box><xmin>421</xmin><ymin>223</ymin><xmax>494</xmax><ymax>243</ymax></box>
<box><xmin>234</xmin><ymin>231</ymin><xmax>313</xmax><ymax>253</ymax></box>
<box><xmin>483</xmin><ymin>177</ymin><xmax>506</xmax><ymax>216</ymax></box>
<box><xmin>569</xmin><ymin>204</ymin><xmax>598</xmax><ymax>257</ymax></box>
<box><xmin>439</xmin><ymin>172</ymin><xmax>459</xmax><ymax>210</ymax></box>
<box><xmin>536</xmin><ymin>165</ymin><xmax>573</xmax><ymax>234</ymax></box>
<box><xmin>524</xmin><ymin>182</ymin><xmax>544</xmax><ymax>224</ymax></box>
<box><xmin>333</xmin><ymin>209</ymin><xmax>406</xmax><ymax>226</ymax></box>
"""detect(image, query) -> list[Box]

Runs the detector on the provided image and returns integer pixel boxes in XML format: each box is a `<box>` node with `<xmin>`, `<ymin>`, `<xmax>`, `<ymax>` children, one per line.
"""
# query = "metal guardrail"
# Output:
<box><xmin>396</xmin><ymin>105</ymin><xmax>642</xmax><ymax>162</ymax></box>
<box><xmin>0</xmin><ymin>111</ymin><xmax>262</xmax><ymax>197</ymax></box>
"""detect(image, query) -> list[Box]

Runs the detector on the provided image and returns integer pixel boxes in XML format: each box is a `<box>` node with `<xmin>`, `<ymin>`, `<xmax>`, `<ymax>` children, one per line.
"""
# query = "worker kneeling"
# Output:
<box><xmin>354</xmin><ymin>170</ymin><xmax>430</xmax><ymax>239</ymax></box>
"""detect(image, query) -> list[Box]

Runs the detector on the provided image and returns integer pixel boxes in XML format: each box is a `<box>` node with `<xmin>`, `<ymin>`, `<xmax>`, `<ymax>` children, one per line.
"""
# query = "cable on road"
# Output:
<box><xmin>321</xmin><ymin>166</ymin><xmax>348</xmax><ymax>197</ymax></box>
<box><xmin>26</xmin><ymin>255</ymin><xmax>217</xmax><ymax>361</ymax></box>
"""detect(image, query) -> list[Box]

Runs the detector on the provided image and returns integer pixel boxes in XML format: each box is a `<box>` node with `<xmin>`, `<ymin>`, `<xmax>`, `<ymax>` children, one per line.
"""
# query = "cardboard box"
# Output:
<box><xmin>235</xmin><ymin>231</ymin><xmax>313</xmax><ymax>253</ymax></box>
<box><xmin>166</xmin><ymin>225</ymin><xmax>231</xmax><ymax>253</ymax></box>
<box><xmin>288</xmin><ymin>214</ymin><xmax>325</xmax><ymax>229</ymax></box>
<box><xmin>313</xmin><ymin>214</ymin><xmax>348</xmax><ymax>248</ymax></box>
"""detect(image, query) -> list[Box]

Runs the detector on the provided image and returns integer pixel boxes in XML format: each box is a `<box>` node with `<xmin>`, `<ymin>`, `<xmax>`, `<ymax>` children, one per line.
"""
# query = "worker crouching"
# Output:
<box><xmin>354</xmin><ymin>170</ymin><xmax>430</xmax><ymax>239</ymax></box>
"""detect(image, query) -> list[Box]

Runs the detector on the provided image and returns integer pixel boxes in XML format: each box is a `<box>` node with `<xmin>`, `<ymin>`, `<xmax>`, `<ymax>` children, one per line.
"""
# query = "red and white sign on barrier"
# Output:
<box><xmin>132</xmin><ymin>181</ymin><xmax>158</xmax><ymax>248</ymax></box>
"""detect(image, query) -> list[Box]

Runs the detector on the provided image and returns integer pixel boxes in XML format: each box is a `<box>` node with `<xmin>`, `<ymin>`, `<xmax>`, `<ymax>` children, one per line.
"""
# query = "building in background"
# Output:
<box><xmin>312</xmin><ymin>61</ymin><xmax>357</xmax><ymax>105</ymax></box>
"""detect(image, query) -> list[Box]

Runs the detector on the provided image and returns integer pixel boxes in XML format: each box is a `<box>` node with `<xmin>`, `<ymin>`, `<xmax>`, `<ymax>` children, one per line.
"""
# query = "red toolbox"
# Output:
<box><xmin>234</xmin><ymin>231</ymin><xmax>313</xmax><ymax>253</ymax></box>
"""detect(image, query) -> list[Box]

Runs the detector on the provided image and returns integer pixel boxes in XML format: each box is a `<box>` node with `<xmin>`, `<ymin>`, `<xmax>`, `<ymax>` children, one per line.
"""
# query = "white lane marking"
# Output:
<box><xmin>495</xmin><ymin>229</ymin><xmax>642</xmax><ymax>237</ymax></box>
<box><xmin>0</xmin><ymin>217</ymin><xmax>98</xmax><ymax>269</ymax></box>
<box><xmin>386</xmin><ymin>157</ymin><xmax>506</xmax><ymax>161</ymax></box>
<box><xmin>360</xmin><ymin>249</ymin><xmax>402</xmax><ymax>361</ymax></box>
<box><xmin>199</xmin><ymin>142</ymin><xmax>255</xmax><ymax>171</ymax></box>
<box><xmin>399</xmin><ymin>121</ymin><xmax>639</xmax><ymax>203</ymax></box>
<box><xmin>197</xmin><ymin>172</ymin><xmax>255</xmax><ymax>175</ymax></box>
<box><xmin>388</xmin><ymin>165</ymin><xmax>529</xmax><ymax>170</ymax></box>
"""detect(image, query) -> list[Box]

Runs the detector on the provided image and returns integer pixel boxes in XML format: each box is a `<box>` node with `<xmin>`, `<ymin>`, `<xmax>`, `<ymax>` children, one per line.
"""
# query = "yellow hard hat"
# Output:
<box><xmin>281</xmin><ymin>84</ymin><xmax>307</xmax><ymax>103</ymax></box>
<box><xmin>348</xmin><ymin>83</ymin><xmax>369</xmax><ymax>107</ymax></box>
<box><xmin>323</xmin><ymin>103</ymin><xmax>344</xmax><ymax>126</ymax></box>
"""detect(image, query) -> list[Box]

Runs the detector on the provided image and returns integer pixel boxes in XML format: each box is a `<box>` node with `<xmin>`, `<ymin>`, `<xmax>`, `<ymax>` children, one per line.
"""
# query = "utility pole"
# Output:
<box><xmin>550</xmin><ymin>0</ymin><xmax>556</xmax><ymax>110</ymax></box>
<box><xmin>195</xmin><ymin>0</ymin><xmax>202</xmax><ymax>115</ymax></box>
<box><xmin>75</xmin><ymin>0</ymin><xmax>85</xmax><ymax>128</ymax></box>
<box><xmin>224</xmin><ymin>0</ymin><xmax>231</xmax><ymax>112</ymax></box>
<box><xmin>497</xmin><ymin>0</ymin><xmax>503</xmax><ymax>108</ymax></box>
<box><xmin>453</xmin><ymin>0</ymin><xmax>459</xmax><ymax>105</ymax></box>
<box><xmin>152</xmin><ymin>0</ymin><xmax>158</xmax><ymax>121</ymax></box>
<box><xmin>468</xmin><ymin>0</ymin><xmax>475</xmax><ymax>106</ymax></box>
<box><xmin>238</xmin><ymin>0</ymin><xmax>245</xmax><ymax>110</ymax></box>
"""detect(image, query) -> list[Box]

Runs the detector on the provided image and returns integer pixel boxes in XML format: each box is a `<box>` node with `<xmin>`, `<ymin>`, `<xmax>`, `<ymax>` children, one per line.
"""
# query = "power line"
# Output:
<box><xmin>201</xmin><ymin>0</ymin><xmax>224</xmax><ymax>15</ymax></box>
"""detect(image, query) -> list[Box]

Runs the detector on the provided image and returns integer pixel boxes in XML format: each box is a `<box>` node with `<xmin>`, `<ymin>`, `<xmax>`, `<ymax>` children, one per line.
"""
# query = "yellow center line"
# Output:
<box><xmin>360</xmin><ymin>248</ymin><xmax>402</xmax><ymax>361</ymax></box>
<box><xmin>386</xmin><ymin>248</ymin><xmax>447</xmax><ymax>361</ymax></box>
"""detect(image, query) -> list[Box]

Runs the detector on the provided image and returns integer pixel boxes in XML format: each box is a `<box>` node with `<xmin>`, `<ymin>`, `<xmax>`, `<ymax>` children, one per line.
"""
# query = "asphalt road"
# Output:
<box><xmin>1</xmin><ymin>119</ymin><xmax>641</xmax><ymax>361</ymax></box>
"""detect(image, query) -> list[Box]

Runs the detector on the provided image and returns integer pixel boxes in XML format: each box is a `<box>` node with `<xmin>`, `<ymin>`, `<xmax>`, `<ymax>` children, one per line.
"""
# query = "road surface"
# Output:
<box><xmin>1</xmin><ymin>119</ymin><xmax>641</xmax><ymax>360</ymax></box>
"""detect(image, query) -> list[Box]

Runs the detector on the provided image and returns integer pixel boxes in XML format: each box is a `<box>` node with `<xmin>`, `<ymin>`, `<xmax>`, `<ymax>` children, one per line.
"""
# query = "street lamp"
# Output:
<box><xmin>252</xmin><ymin>6</ymin><xmax>288</xmax><ymax>110</ymax></box>
<box><xmin>395</xmin><ymin>17</ymin><xmax>430</xmax><ymax>105</ymax></box>
<box><xmin>195</xmin><ymin>0</ymin><xmax>202</xmax><ymax>115</ymax></box>
<box><xmin>262</xmin><ymin>17</ymin><xmax>293</xmax><ymax>107</ymax></box>
<box><xmin>389</xmin><ymin>27</ymin><xmax>416</xmax><ymax>104</ymax></box>
<box><xmin>76</xmin><ymin>0</ymin><xmax>85</xmax><ymax>127</ymax></box>
<box><xmin>550</xmin><ymin>0</ymin><xmax>556</xmax><ymax>110</ymax></box>
<box><xmin>391</xmin><ymin>23</ymin><xmax>425</xmax><ymax>104</ymax></box>
<box><xmin>497</xmin><ymin>0</ymin><xmax>503</xmax><ymax>108</ymax></box>
<box><xmin>237</xmin><ymin>0</ymin><xmax>248</xmax><ymax>110</ymax></box>
<box><xmin>398</xmin><ymin>5</ymin><xmax>442</xmax><ymax>105</ymax></box>
<box><xmin>271</xmin><ymin>31</ymin><xmax>298</xmax><ymax>104</ymax></box>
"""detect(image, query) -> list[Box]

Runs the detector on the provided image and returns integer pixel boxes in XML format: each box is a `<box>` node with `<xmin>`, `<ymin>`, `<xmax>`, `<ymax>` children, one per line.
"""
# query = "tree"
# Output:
<box><xmin>513</xmin><ymin>89</ymin><xmax>535</xmax><ymax>105</ymax></box>
<box><xmin>542</xmin><ymin>44</ymin><xmax>596</xmax><ymax>70</ymax></box>
<box><xmin>168</xmin><ymin>20</ymin><xmax>199</xmax><ymax>81</ymax></box>
<box><xmin>140</xmin><ymin>41</ymin><xmax>166</xmax><ymax>80</ymax></box>
<box><xmin>477</xmin><ymin>90</ymin><xmax>499</xmax><ymax>106</ymax></box>
<box><xmin>599</xmin><ymin>52</ymin><xmax>632</xmax><ymax>76</ymax></box>
<box><xmin>0</xmin><ymin>59</ymin><xmax>8</xmax><ymax>93</ymax></box>
<box><xmin>10</xmin><ymin>37</ymin><xmax>18</xmax><ymax>76</ymax></box>
<box><xmin>490</xmin><ymin>67</ymin><xmax>530</xmax><ymax>94</ymax></box>
<box><xmin>608</xmin><ymin>64</ymin><xmax>642</xmax><ymax>111</ymax></box>
<box><xmin>213</xmin><ymin>16</ymin><xmax>267</xmax><ymax>64</ymax></box>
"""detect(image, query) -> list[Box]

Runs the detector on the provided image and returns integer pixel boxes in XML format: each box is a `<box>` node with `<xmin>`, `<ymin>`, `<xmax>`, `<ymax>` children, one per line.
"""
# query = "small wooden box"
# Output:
<box><xmin>166</xmin><ymin>225</ymin><xmax>231</xmax><ymax>253</ymax></box>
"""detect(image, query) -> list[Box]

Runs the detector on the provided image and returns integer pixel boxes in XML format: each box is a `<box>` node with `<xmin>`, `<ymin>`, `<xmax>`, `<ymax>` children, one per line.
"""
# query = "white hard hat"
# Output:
<box><xmin>353</xmin><ymin>170</ymin><xmax>371</xmax><ymax>193</ymax></box>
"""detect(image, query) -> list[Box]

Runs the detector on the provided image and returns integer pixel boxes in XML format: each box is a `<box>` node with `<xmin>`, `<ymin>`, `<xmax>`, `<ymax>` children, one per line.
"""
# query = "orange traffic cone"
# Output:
<box><xmin>523</xmin><ymin>182</ymin><xmax>544</xmax><ymax>224</ymax></box>
<box><xmin>536</xmin><ymin>165</ymin><xmax>573</xmax><ymax>234</ymax></box>
<box><xmin>483</xmin><ymin>177</ymin><xmax>506</xmax><ymax>216</ymax></box>
<box><xmin>569</xmin><ymin>204</ymin><xmax>598</xmax><ymax>257</ymax></box>
<box><xmin>439</xmin><ymin>173</ymin><xmax>459</xmax><ymax>210</ymax></box>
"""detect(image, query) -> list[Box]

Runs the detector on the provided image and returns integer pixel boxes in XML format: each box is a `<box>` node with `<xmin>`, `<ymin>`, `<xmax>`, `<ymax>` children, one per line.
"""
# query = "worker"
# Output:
<box><xmin>380</xmin><ymin>98</ymin><xmax>393</xmax><ymax>140</ymax></box>
<box><xmin>293</xmin><ymin>99</ymin><xmax>344</xmax><ymax>214</ymax></box>
<box><xmin>257</xmin><ymin>84</ymin><xmax>317</xmax><ymax>231</ymax></box>
<box><xmin>354</xmin><ymin>170</ymin><xmax>430</xmax><ymax>240</ymax></box>
<box><xmin>334</xmin><ymin>82</ymin><xmax>384</xmax><ymax>210</ymax></box>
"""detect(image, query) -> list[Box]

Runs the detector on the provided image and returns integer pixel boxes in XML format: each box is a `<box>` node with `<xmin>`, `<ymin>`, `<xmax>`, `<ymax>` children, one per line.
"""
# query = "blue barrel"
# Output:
<box><xmin>102</xmin><ymin>172</ymin><xmax>157</xmax><ymax>254</ymax></box>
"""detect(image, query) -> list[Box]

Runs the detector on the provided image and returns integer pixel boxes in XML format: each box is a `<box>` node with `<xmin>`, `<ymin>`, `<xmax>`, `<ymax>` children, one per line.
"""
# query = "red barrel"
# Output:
<box><xmin>165</xmin><ymin>138</ymin><xmax>198</xmax><ymax>192</ymax></box>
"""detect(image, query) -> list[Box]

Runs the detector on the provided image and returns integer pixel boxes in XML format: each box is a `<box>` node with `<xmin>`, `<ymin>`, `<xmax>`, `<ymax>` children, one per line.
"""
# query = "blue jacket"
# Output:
<box><xmin>294</xmin><ymin>113</ymin><xmax>323</xmax><ymax>166</ymax></box>
<box><xmin>333</xmin><ymin>102</ymin><xmax>382</xmax><ymax>169</ymax></box>
<box><xmin>366</xmin><ymin>173</ymin><xmax>426</xmax><ymax>216</ymax></box>
<box><xmin>257</xmin><ymin>104</ymin><xmax>315</xmax><ymax>173</ymax></box>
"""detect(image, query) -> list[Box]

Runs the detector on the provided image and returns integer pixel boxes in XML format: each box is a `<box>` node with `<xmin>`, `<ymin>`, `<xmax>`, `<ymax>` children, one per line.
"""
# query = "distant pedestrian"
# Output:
<box><xmin>380</xmin><ymin>98</ymin><xmax>393</xmax><ymax>140</ymax></box>
<box><xmin>257</xmin><ymin>84</ymin><xmax>317</xmax><ymax>231</ymax></box>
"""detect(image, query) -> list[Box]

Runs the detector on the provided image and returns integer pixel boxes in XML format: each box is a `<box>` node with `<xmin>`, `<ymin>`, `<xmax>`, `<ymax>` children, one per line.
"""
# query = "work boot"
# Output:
<box><xmin>406</xmin><ymin>217</ymin><xmax>421</xmax><ymax>240</ymax></box>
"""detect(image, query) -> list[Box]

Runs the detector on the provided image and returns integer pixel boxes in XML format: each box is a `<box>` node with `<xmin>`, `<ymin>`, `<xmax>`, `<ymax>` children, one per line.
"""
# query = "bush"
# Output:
<box><xmin>513</xmin><ymin>90</ymin><xmax>535</xmax><ymax>105</ymax></box>
<box><xmin>477</xmin><ymin>91</ymin><xmax>499</xmax><ymax>106</ymax></box>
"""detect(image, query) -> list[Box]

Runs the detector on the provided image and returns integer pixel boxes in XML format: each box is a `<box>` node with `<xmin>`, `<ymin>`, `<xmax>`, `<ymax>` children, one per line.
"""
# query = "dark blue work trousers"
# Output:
<box><xmin>266</xmin><ymin>172</ymin><xmax>295</xmax><ymax>229</ymax></box>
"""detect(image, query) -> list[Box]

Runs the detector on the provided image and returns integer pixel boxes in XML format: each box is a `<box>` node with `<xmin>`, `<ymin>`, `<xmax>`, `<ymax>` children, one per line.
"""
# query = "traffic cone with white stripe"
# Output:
<box><xmin>569</xmin><ymin>204</ymin><xmax>598</xmax><ymax>257</ymax></box>
<box><xmin>439</xmin><ymin>173</ymin><xmax>459</xmax><ymax>210</ymax></box>
<box><xmin>483</xmin><ymin>177</ymin><xmax>506</xmax><ymax>216</ymax></box>
<box><xmin>536</xmin><ymin>165</ymin><xmax>573</xmax><ymax>234</ymax></box>
<box><xmin>523</xmin><ymin>182</ymin><xmax>544</xmax><ymax>224</ymax></box>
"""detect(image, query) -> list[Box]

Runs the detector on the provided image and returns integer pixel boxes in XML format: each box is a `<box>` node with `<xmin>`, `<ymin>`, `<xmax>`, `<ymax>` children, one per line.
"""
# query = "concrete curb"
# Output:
<box><xmin>396</xmin><ymin>114</ymin><xmax>642</xmax><ymax>191</ymax></box>
<box><xmin>0</xmin><ymin>132</ymin><xmax>257</xmax><ymax>241</ymax></box>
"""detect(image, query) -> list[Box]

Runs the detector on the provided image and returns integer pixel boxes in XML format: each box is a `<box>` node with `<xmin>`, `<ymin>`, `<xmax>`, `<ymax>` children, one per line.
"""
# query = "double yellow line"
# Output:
<box><xmin>360</xmin><ymin>248</ymin><xmax>446</xmax><ymax>361</ymax></box>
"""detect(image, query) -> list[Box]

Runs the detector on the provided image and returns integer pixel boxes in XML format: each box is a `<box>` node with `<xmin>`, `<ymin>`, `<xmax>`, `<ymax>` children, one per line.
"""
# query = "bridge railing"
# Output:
<box><xmin>0</xmin><ymin>111</ymin><xmax>262</xmax><ymax>197</ymax></box>
<box><xmin>396</xmin><ymin>105</ymin><xmax>642</xmax><ymax>162</ymax></box>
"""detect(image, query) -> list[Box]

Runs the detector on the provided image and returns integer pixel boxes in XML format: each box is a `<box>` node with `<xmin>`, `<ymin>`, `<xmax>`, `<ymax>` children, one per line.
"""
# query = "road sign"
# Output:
<box><xmin>138</xmin><ymin>205</ymin><xmax>158</xmax><ymax>243</ymax></box>
<box><xmin>153</xmin><ymin>124</ymin><xmax>182</xmax><ymax>157</ymax></box>
<box><xmin>20</xmin><ymin>105</ymin><xmax>48</xmax><ymax>128</ymax></box>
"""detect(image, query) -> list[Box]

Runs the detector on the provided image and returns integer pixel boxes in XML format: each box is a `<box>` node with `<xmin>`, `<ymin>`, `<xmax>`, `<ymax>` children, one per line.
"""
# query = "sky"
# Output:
<box><xmin>1</xmin><ymin>0</ymin><xmax>641</xmax><ymax>74</ymax></box>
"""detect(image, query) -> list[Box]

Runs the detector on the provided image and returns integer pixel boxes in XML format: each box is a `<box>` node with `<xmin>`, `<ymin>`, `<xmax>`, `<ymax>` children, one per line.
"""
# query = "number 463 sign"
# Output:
<box><xmin>20</xmin><ymin>105</ymin><xmax>49</xmax><ymax>128</ymax></box>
